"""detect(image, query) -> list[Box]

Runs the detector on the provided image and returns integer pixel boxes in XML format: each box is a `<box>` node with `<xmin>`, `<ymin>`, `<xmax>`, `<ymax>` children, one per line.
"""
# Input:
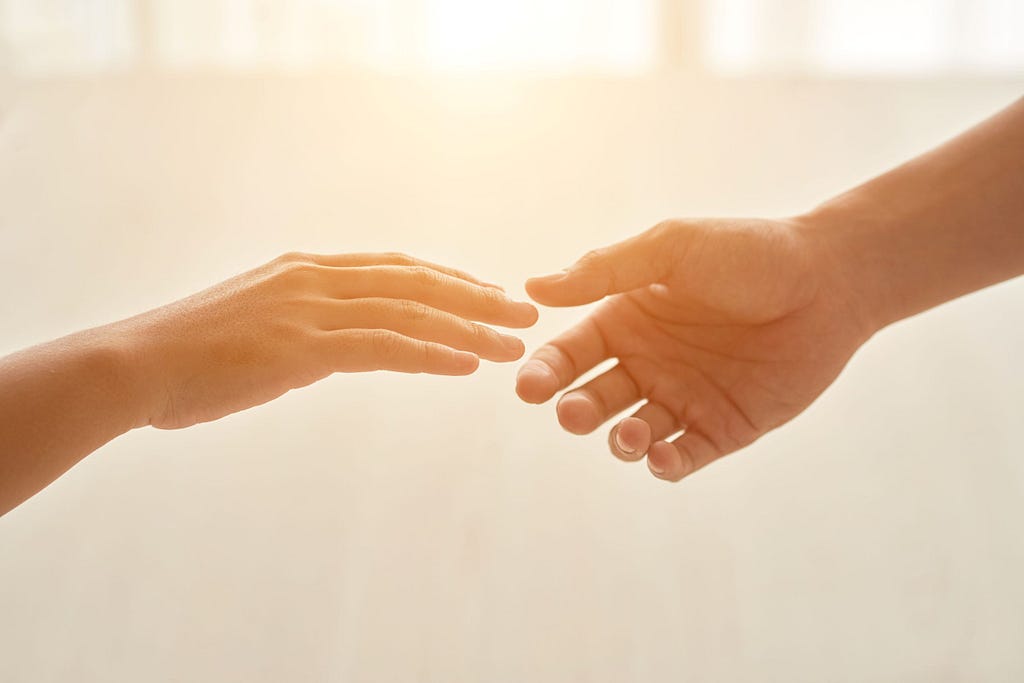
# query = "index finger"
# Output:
<box><xmin>515</xmin><ymin>316</ymin><xmax>609</xmax><ymax>404</ymax></box>
<box><xmin>306</xmin><ymin>252</ymin><xmax>505</xmax><ymax>290</ymax></box>
<box><xmin>322</xmin><ymin>265</ymin><xmax>539</xmax><ymax>328</ymax></box>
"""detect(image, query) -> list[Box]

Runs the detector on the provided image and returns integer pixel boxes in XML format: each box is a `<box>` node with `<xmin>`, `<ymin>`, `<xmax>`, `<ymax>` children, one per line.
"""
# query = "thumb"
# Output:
<box><xmin>526</xmin><ymin>221</ymin><xmax>682</xmax><ymax>307</ymax></box>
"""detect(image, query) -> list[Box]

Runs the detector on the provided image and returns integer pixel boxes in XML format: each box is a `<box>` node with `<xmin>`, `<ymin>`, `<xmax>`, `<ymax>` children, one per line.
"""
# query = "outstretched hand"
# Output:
<box><xmin>0</xmin><ymin>250</ymin><xmax>538</xmax><ymax>515</ymax></box>
<box><xmin>118</xmin><ymin>252</ymin><xmax>538</xmax><ymax>430</ymax></box>
<box><xmin>516</xmin><ymin>218</ymin><xmax>874</xmax><ymax>482</ymax></box>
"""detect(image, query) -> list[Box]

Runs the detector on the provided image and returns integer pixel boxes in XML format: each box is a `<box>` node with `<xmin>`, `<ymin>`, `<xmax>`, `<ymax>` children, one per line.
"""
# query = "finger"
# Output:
<box><xmin>525</xmin><ymin>221</ymin><xmax>683</xmax><ymax>307</ymax></box>
<box><xmin>516</xmin><ymin>317</ymin><xmax>608</xmax><ymax>404</ymax></box>
<box><xmin>647</xmin><ymin>430</ymin><xmax>724</xmax><ymax>482</ymax></box>
<box><xmin>312</xmin><ymin>298</ymin><xmax>525</xmax><ymax>362</ymax></box>
<box><xmin>556</xmin><ymin>364</ymin><xmax>640</xmax><ymax>435</ymax></box>
<box><xmin>301</xmin><ymin>252</ymin><xmax>505</xmax><ymax>290</ymax></box>
<box><xmin>323</xmin><ymin>266</ymin><xmax>538</xmax><ymax>328</ymax></box>
<box><xmin>609</xmin><ymin>402</ymin><xmax>679</xmax><ymax>462</ymax></box>
<box><xmin>321</xmin><ymin>329</ymin><xmax>480</xmax><ymax>375</ymax></box>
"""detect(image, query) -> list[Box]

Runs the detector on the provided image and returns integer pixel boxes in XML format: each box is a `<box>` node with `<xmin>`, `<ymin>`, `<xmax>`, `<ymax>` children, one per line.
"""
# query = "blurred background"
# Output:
<box><xmin>1</xmin><ymin>1</ymin><xmax>1023</xmax><ymax>681</ymax></box>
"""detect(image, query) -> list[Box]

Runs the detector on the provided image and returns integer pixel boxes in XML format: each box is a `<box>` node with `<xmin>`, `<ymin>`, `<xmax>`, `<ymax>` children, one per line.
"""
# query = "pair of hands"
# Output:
<box><xmin>118</xmin><ymin>217</ymin><xmax>872</xmax><ymax>483</ymax></box>
<box><xmin>0</xmin><ymin>100</ymin><xmax>1014</xmax><ymax>518</ymax></box>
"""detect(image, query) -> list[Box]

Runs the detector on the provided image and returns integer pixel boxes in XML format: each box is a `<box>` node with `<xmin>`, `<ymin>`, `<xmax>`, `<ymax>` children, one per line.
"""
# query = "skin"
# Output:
<box><xmin>3</xmin><ymin>101</ymin><xmax>1022</xmax><ymax>512</ymax></box>
<box><xmin>518</xmin><ymin>96</ymin><xmax>1024</xmax><ymax>483</ymax></box>
<box><xmin>0</xmin><ymin>252</ymin><xmax>538</xmax><ymax>515</ymax></box>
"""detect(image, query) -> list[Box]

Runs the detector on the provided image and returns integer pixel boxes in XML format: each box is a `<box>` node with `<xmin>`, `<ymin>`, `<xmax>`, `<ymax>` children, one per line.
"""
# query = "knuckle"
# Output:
<box><xmin>651</xmin><ymin>219</ymin><xmax>689</xmax><ymax>248</ymax></box>
<box><xmin>651</xmin><ymin>220</ymin><xmax>693</xmax><ymax>272</ymax></box>
<box><xmin>397</xmin><ymin>299</ymin><xmax>430</xmax><ymax>321</ymax></box>
<box><xmin>383</xmin><ymin>251</ymin><xmax>414</xmax><ymax>266</ymax></box>
<box><xmin>579</xmin><ymin>248</ymin><xmax>605</xmax><ymax>266</ymax></box>
<box><xmin>652</xmin><ymin>218</ymin><xmax>683</xmax><ymax>235</ymax></box>
<box><xmin>370</xmin><ymin>329</ymin><xmax>403</xmax><ymax>359</ymax></box>
<box><xmin>271</xmin><ymin>318</ymin><xmax>307</xmax><ymax>342</ymax></box>
<box><xmin>409</xmin><ymin>265</ymin><xmax>441</xmax><ymax>287</ymax></box>
<box><xmin>275</xmin><ymin>251</ymin><xmax>313</xmax><ymax>264</ymax></box>
<box><xmin>274</xmin><ymin>261</ymin><xmax>319</xmax><ymax>290</ymax></box>
<box><xmin>468</xmin><ymin>322</ymin><xmax>493</xmax><ymax>344</ymax></box>
<box><xmin>274</xmin><ymin>294</ymin><xmax>313</xmax><ymax>321</ymax></box>
<box><xmin>414</xmin><ymin>340</ymin><xmax>433</xmax><ymax>365</ymax></box>
<box><xmin>477</xmin><ymin>283</ymin><xmax>506</xmax><ymax>306</ymax></box>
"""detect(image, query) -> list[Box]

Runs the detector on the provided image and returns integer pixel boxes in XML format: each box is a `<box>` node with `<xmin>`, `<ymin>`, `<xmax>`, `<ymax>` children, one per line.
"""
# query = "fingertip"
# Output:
<box><xmin>451</xmin><ymin>351</ymin><xmax>480</xmax><ymax>375</ymax></box>
<box><xmin>487</xmin><ymin>336</ymin><xmax>525</xmax><ymax>363</ymax></box>
<box><xmin>556</xmin><ymin>393</ymin><xmax>601</xmax><ymax>435</ymax></box>
<box><xmin>505</xmin><ymin>336</ymin><xmax>527</xmax><ymax>361</ymax></box>
<box><xmin>647</xmin><ymin>441</ymin><xmax>680</xmax><ymax>481</ymax></box>
<box><xmin>516</xmin><ymin>301</ymin><xmax>540</xmax><ymax>327</ymax></box>
<box><xmin>516</xmin><ymin>361</ymin><xmax>559</xmax><ymax>403</ymax></box>
<box><xmin>610</xmin><ymin>418</ymin><xmax>651</xmax><ymax>462</ymax></box>
<box><xmin>524</xmin><ymin>274</ymin><xmax>567</xmax><ymax>306</ymax></box>
<box><xmin>500</xmin><ymin>300</ymin><xmax>541</xmax><ymax>328</ymax></box>
<box><xmin>523</xmin><ymin>302</ymin><xmax>540</xmax><ymax>326</ymax></box>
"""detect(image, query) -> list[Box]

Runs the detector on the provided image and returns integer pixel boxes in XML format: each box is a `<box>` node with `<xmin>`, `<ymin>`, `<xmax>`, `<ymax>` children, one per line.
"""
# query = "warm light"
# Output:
<box><xmin>2</xmin><ymin>0</ymin><xmax>1023</xmax><ymax>76</ymax></box>
<box><xmin>421</xmin><ymin>0</ymin><xmax>655</xmax><ymax>73</ymax></box>
<box><xmin>812</xmin><ymin>0</ymin><xmax>950</xmax><ymax>74</ymax></box>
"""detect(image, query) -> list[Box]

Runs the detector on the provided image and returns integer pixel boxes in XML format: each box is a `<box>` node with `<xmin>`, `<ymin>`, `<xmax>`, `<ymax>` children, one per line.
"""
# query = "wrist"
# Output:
<box><xmin>76</xmin><ymin>323</ymin><xmax>155</xmax><ymax>431</ymax></box>
<box><xmin>792</xmin><ymin>195</ymin><xmax>899</xmax><ymax>339</ymax></box>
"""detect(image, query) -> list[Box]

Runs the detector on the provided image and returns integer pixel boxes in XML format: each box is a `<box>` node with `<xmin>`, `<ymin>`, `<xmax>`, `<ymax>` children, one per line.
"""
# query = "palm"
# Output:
<box><xmin>594</xmin><ymin>286</ymin><xmax>856</xmax><ymax>451</ymax></box>
<box><xmin>519</xmin><ymin>218</ymin><xmax>870</xmax><ymax>481</ymax></box>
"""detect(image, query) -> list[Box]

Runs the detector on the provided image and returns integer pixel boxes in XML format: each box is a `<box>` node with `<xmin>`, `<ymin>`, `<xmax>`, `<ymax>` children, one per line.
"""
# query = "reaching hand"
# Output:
<box><xmin>115</xmin><ymin>252</ymin><xmax>538</xmax><ymax>430</ymax></box>
<box><xmin>516</xmin><ymin>218</ymin><xmax>874</xmax><ymax>482</ymax></box>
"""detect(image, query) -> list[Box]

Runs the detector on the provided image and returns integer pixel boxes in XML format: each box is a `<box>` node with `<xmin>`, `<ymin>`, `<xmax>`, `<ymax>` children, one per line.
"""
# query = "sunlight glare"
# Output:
<box><xmin>422</xmin><ymin>0</ymin><xmax>654</xmax><ymax>73</ymax></box>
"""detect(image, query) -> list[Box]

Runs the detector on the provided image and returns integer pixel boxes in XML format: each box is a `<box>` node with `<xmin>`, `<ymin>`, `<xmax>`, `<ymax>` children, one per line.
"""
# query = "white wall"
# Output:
<box><xmin>1</xmin><ymin>74</ymin><xmax>1023</xmax><ymax>682</ymax></box>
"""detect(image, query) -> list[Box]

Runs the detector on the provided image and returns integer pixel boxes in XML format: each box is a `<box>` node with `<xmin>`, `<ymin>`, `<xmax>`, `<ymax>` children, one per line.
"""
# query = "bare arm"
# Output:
<box><xmin>517</xmin><ymin>97</ymin><xmax>1024</xmax><ymax>482</ymax></box>
<box><xmin>0</xmin><ymin>252</ymin><xmax>537</xmax><ymax>515</ymax></box>
<box><xmin>0</xmin><ymin>330</ymin><xmax>142</xmax><ymax>516</ymax></box>
<box><xmin>811</xmin><ymin>96</ymin><xmax>1024</xmax><ymax>330</ymax></box>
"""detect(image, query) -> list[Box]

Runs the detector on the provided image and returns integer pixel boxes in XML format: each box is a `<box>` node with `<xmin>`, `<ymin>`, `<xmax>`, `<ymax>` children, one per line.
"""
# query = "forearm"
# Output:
<box><xmin>0</xmin><ymin>327</ymin><xmax>144</xmax><ymax>516</ymax></box>
<box><xmin>803</xmin><ymin>96</ymin><xmax>1024</xmax><ymax>331</ymax></box>
<box><xmin>0</xmin><ymin>252</ymin><xmax>534</xmax><ymax>514</ymax></box>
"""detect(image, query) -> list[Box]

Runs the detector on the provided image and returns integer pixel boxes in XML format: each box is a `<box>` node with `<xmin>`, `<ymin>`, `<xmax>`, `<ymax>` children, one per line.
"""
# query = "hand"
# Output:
<box><xmin>112</xmin><ymin>252</ymin><xmax>538</xmax><ymax>430</ymax></box>
<box><xmin>516</xmin><ymin>218</ymin><xmax>874</xmax><ymax>482</ymax></box>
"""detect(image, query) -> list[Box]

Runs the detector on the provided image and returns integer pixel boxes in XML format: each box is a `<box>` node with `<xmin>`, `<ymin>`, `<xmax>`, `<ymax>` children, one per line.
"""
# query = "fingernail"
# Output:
<box><xmin>613</xmin><ymin>428</ymin><xmax>636</xmax><ymax>455</ymax></box>
<box><xmin>649</xmin><ymin>462</ymin><xmax>665</xmax><ymax>475</ymax></box>
<box><xmin>532</xmin><ymin>270</ymin><xmax>569</xmax><ymax>283</ymax></box>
